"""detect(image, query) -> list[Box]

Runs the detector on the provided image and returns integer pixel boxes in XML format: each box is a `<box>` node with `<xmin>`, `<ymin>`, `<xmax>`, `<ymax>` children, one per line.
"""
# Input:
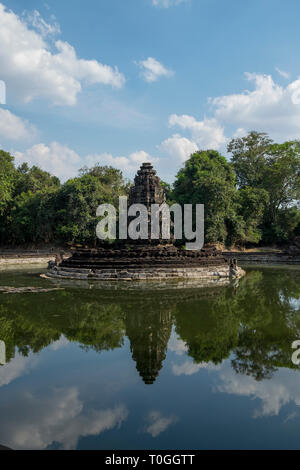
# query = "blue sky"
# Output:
<box><xmin>1</xmin><ymin>0</ymin><xmax>300</xmax><ymax>182</ymax></box>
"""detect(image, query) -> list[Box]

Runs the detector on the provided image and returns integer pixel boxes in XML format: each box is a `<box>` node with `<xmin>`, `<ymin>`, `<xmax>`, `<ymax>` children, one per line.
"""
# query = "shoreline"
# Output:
<box><xmin>1</xmin><ymin>249</ymin><xmax>300</xmax><ymax>267</ymax></box>
<box><xmin>0</xmin><ymin>249</ymin><xmax>70</xmax><ymax>266</ymax></box>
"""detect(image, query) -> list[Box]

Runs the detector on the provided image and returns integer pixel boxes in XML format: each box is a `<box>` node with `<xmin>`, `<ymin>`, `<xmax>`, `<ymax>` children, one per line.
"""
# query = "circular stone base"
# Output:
<box><xmin>44</xmin><ymin>265</ymin><xmax>245</xmax><ymax>281</ymax></box>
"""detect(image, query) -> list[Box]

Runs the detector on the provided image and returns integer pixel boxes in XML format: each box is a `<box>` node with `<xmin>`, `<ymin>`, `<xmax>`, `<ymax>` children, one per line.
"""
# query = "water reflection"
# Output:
<box><xmin>1</xmin><ymin>267</ymin><xmax>300</xmax><ymax>448</ymax></box>
<box><xmin>1</xmin><ymin>268</ymin><xmax>300</xmax><ymax>384</ymax></box>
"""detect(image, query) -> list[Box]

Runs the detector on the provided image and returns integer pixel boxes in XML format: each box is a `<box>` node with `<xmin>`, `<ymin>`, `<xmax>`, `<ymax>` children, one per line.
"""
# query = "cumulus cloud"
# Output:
<box><xmin>0</xmin><ymin>109</ymin><xmax>36</xmax><ymax>141</ymax></box>
<box><xmin>152</xmin><ymin>0</ymin><xmax>188</xmax><ymax>7</ymax></box>
<box><xmin>86</xmin><ymin>149</ymin><xmax>156</xmax><ymax>170</ymax></box>
<box><xmin>163</xmin><ymin>72</ymin><xmax>300</xmax><ymax>162</ymax></box>
<box><xmin>211</xmin><ymin>72</ymin><xmax>300</xmax><ymax>141</ymax></box>
<box><xmin>14</xmin><ymin>142</ymin><xmax>82</xmax><ymax>180</ymax></box>
<box><xmin>160</xmin><ymin>134</ymin><xmax>198</xmax><ymax>162</ymax></box>
<box><xmin>0</xmin><ymin>387</ymin><xmax>128</xmax><ymax>449</ymax></box>
<box><xmin>144</xmin><ymin>411</ymin><xmax>178</xmax><ymax>437</ymax></box>
<box><xmin>0</xmin><ymin>3</ymin><xmax>125</xmax><ymax>106</ymax></box>
<box><xmin>169</xmin><ymin>114</ymin><xmax>227</xmax><ymax>150</ymax></box>
<box><xmin>14</xmin><ymin>142</ymin><xmax>157</xmax><ymax>181</ymax></box>
<box><xmin>138</xmin><ymin>57</ymin><xmax>173</xmax><ymax>83</ymax></box>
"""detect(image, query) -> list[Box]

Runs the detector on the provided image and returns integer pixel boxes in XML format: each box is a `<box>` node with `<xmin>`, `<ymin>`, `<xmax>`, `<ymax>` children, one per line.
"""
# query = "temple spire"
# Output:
<box><xmin>129</xmin><ymin>162</ymin><xmax>165</xmax><ymax>209</ymax></box>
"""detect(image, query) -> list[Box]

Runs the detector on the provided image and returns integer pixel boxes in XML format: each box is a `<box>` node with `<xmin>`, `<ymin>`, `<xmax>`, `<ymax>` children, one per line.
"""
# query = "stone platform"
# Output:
<box><xmin>45</xmin><ymin>244</ymin><xmax>245</xmax><ymax>281</ymax></box>
<box><xmin>45</xmin><ymin>162</ymin><xmax>245</xmax><ymax>282</ymax></box>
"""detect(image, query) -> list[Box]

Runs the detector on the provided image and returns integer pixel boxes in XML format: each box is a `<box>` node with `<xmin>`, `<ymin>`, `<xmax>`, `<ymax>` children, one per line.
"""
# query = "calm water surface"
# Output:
<box><xmin>0</xmin><ymin>265</ymin><xmax>300</xmax><ymax>450</ymax></box>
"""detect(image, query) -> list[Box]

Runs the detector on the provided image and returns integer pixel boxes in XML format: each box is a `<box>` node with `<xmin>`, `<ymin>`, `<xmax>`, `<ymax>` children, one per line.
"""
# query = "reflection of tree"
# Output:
<box><xmin>0</xmin><ymin>288</ymin><xmax>174</xmax><ymax>385</ymax></box>
<box><xmin>0</xmin><ymin>290</ymin><xmax>125</xmax><ymax>363</ymax></box>
<box><xmin>124</xmin><ymin>302</ymin><xmax>173</xmax><ymax>384</ymax></box>
<box><xmin>173</xmin><ymin>293</ymin><xmax>240</xmax><ymax>365</ymax></box>
<box><xmin>173</xmin><ymin>268</ymin><xmax>300</xmax><ymax>380</ymax></box>
<box><xmin>2</xmin><ymin>267</ymin><xmax>300</xmax><ymax>383</ymax></box>
<box><xmin>230</xmin><ymin>269</ymin><xmax>300</xmax><ymax>380</ymax></box>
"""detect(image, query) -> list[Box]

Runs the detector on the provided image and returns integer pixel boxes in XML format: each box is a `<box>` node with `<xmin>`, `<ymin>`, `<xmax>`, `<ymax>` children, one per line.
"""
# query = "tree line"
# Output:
<box><xmin>1</xmin><ymin>131</ymin><xmax>300</xmax><ymax>247</ymax></box>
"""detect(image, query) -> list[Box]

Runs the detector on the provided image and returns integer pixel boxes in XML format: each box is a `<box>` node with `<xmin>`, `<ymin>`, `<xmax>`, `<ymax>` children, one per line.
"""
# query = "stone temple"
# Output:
<box><xmin>46</xmin><ymin>162</ymin><xmax>245</xmax><ymax>281</ymax></box>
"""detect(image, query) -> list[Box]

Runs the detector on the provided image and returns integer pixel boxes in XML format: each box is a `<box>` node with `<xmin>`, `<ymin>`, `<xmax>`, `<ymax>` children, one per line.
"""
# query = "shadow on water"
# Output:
<box><xmin>1</xmin><ymin>266</ymin><xmax>300</xmax><ymax>385</ymax></box>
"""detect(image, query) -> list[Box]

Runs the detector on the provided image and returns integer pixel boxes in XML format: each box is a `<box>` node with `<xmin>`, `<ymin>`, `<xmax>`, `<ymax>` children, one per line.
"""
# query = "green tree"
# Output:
<box><xmin>1</xmin><ymin>161</ymin><xmax>61</xmax><ymax>245</ymax></box>
<box><xmin>172</xmin><ymin>150</ymin><xmax>237</xmax><ymax>244</ymax></box>
<box><xmin>228</xmin><ymin>132</ymin><xmax>300</xmax><ymax>244</ymax></box>
<box><xmin>0</xmin><ymin>150</ymin><xmax>16</xmax><ymax>216</ymax></box>
<box><xmin>15</xmin><ymin>163</ymin><xmax>60</xmax><ymax>194</ymax></box>
<box><xmin>55</xmin><ymin>165</ymin><xmax>129</xmax><ymax>245</ymax></box>
<box><xmin>228</xmin><ymin>131</ymin><xmax>273</xmax><ymax>188</ymax></box>
<box><xmin>231</xmin><ymin>187</ymin><xmax>269</xmax><ymax>245</ymax></box>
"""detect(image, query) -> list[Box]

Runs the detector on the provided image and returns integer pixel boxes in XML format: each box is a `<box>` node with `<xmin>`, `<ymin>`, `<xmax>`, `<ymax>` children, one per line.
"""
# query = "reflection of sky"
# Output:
<box><xmin>279</xmin><ymin>293</ymin><xmax>300</xmax><ymax>311</ymax></box>
<box><xmin>1</xmin><ymin>330</ymin><xmax>300</xmax><ymax>449</ymax></box>
<box><xmin>289</xmin><ymin>298</ymin><xmax>300</xmax><ymax>310</ymax></box>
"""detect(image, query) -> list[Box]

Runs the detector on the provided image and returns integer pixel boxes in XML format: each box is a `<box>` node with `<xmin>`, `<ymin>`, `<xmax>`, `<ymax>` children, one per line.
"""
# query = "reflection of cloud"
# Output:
<box><xmin>145</xmin><ymin>411</ymin><xmax>178</xmax><ymax>437</ymax></box>
<box><xmin>172</xmin><ymin>359</ymin><xmax>220</xmax><ymax>376</ymax></box>
<box><xmin>0</xmin><ymin>387</ymin><xmax>128</xmax><ymax>449</ymax></box>
<box><xmin>0</xmin><ymin>353</ymin><xmax>39</xmax><ymax>387</ymax></box>
<box><xmin>168</xmin><ymin>335</ymin><xmax>188</xmax><ymax>356</ymax></box>
<box><xmin>217</xmin><ymin>365</ymin><xmax>300</xmax><ymax>418</ymax></box>
<box><xmin>50</xmin><ymin>335</ymin><xmax>69</xmax><ymax>351</ymax></box>
<box><xmin>284</xmin><ymin>411</ymin><xmax>298</xmax><ymax>423</ymax></box>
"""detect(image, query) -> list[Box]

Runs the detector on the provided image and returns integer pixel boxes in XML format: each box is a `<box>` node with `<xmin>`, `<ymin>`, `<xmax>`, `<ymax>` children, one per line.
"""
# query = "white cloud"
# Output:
<box><xmin>86</xmin><ymin>150</ymin><xmax>157</xmax><ymax>172</ymax></box>
<box><xmin>164</xmin><ymin>72</ymin><xmax>300</xmax><ymax>160</ymax></box>
<box><xmin>169</xmin><ymin>114</ymin><xmax>227</xmax><ymax>150</ymax></box>
<box><xmin>14</xmin><ymin>142</ymin><xmax>82</xmax><ymax>180</ymax></box>
<box><xmin>14</xmin><ymin>142</ymin><xmax>158</xmax><ymax>181</ymax></box>
<box><xmin>152</xmin><ymin>0</ymin><xmax>188</xmax><ymax>7</ymax></box>
<box><xmin>160</xmin><ymin>134</ymin><xmax>198</xmax><ymax>162</ymax></box>
<box><xmin>25</xmin><ymin>10</ymin><xmax>61</xmax><ymax>37</ymax></box>
<box><xmin>0</xmin><ymin>108</ymin><xmax>36</xmax><ymax>141</ymax></box>
<box><xmin>211</xmin><ymin>72</ymin><xmax>300</xmax><ymax>141</ymax></box>
<box><xmin>0</xmin><ymin>387</ymin><xmax>128</xmax><ymax>449</ymax></box>
<box><xmin>275</xmin><ymin>67</ymin><xmax>290</xmax><ymax>80</ymax></box>
<box><xmin>144</xmin><ymin>411</ymin><xmax>178</xmax><ymax>437</ymax></box>
<box><xmin>0</xmin><ymin>3</ymin><xmax>125</xmax><ymax>106</ymax></box>
<box><xmin>138</xmin><ymin>57</ymin><xmax>173</xmax><ymax>83</ymax></box>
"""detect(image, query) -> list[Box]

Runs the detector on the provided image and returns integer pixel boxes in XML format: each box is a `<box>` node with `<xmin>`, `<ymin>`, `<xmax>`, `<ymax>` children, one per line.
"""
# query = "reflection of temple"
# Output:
<box><xmin>125</xmin><ymin>307</ymin><xmax>173</xmax><ymax>384</ymax></box>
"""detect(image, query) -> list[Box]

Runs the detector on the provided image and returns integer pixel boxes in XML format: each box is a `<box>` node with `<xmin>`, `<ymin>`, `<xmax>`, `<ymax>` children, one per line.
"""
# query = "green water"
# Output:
<box><xmin>1</xmin><ymin>265</ymin><xmax>300</xmax><ymax>450</ymax></box>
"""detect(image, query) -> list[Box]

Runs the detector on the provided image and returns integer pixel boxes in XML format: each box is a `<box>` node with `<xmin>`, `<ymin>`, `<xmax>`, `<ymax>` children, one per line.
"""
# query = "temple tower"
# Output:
<box><xmin>128</xmin><ymin>162</ymin><xmax>169</xmax><ymax>243</ymax></box>
<box><xmin>129</xmin><ymin>162</ymin><xmax>165</xmax><ymax>208</ymax></box>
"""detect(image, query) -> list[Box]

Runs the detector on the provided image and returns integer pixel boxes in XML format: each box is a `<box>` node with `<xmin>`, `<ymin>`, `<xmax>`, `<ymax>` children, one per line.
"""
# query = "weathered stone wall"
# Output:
<box><xmin>223</xmin><ymin>252</ymin><xmax>300</xmax><ymax>264</ymax></box>
<box><xmin>46</xmin><ymin>264</ymin><xmax>245</xmax><ymax>281</ymax></box>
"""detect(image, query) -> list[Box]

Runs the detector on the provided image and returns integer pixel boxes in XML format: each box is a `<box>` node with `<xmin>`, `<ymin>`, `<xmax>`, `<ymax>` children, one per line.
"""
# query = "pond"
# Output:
<box><xmin>0</xmin><ymin>265</ymin><xmax>300</xmax><ymax>450</ymax></box>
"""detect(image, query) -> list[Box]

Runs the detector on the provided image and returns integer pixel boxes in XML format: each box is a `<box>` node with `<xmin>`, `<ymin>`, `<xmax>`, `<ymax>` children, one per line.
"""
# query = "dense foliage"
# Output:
<box><xmin>1</xmin><ymin>130</ymin><xmax>300</xmax><ymax>247</ymax></box>
<box><xmin>0</xmin><ymin>155</ymin><xmax>130</xmax><ymax>246</ymax></box>
<box><xmin>172</xmin><ymin>132</ymin><xmax>300</xmax><ymax>246</ymax></box>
